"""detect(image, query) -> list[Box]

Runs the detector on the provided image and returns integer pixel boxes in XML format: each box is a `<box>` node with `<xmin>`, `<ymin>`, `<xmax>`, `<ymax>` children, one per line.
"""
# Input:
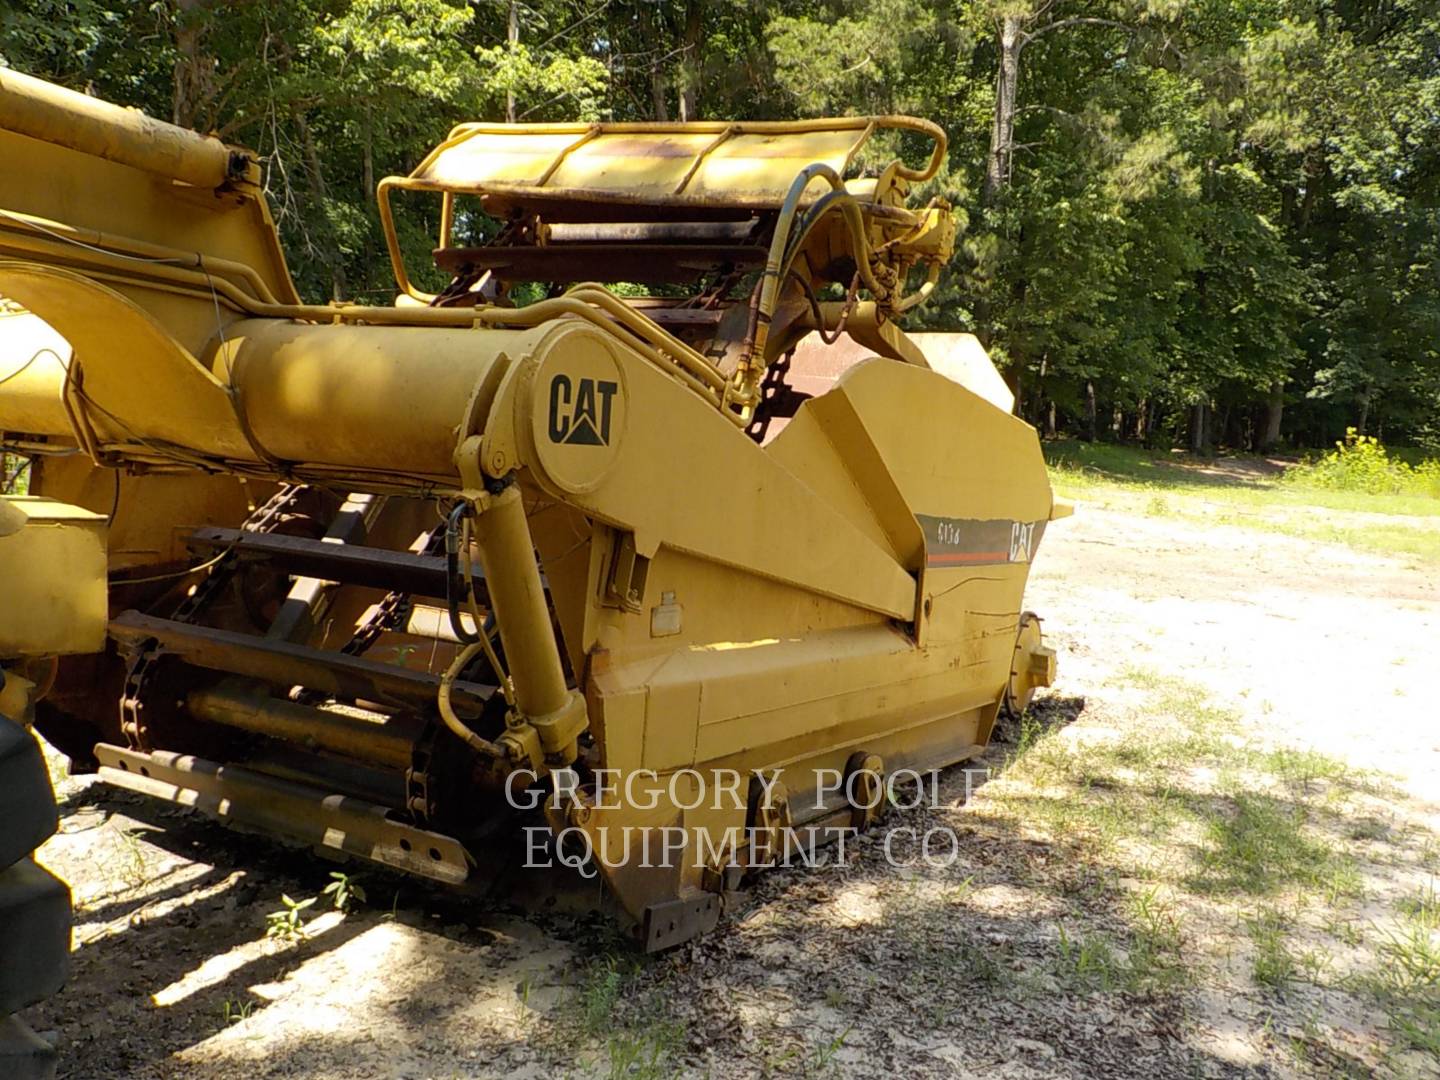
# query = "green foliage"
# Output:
<box><xmin>1378</xmin><ymin>923</ymin><xmax>1440</xmax><ymax>993</ymax></box>
<box><xmin>580</xmin><ymin>963</ymin><xmax>622</xmax><ymax>1034</ymax></box>
<box><xmin>1398</xmin><ymin>884</ymin><xmax>1440</xmax><ymax>931</ymax></box>
<box><xmin>1245</xmin><ymin>908</ymin><xmax>1297</xmax><ymax>990</ymax></box>
<box><xmin>321</xmin><ymin>870</ymin><xmax>367</xmax><ymax>912</ymax></box>
<box><xmin>1365</xmin><ymin>899</ymin><xmax>1440</xmax><ymax>1056</ymax></box>
<box><xmin>1282</xmin><ymin>429</ymin><xmax>1440</xmax><ymax>498</ymax></box>
<box><xmin>2</xmin><ymin>0</ymin><xmax>1437</xmax><ymax>447</ymax></box>
<box><xmin>220</xmin><ymin>998</ymin><xmax>255</xmax><ymax>1024</ymax></box>
<box><xmin>1055</xmin><ymin>923</ymin><xmax>1120</xmax><ymax>990</ymax></box>
<box><xmin>265</xmin><ymin>892</ymin><xmax>316</xmax><ymax>941</ymax></box>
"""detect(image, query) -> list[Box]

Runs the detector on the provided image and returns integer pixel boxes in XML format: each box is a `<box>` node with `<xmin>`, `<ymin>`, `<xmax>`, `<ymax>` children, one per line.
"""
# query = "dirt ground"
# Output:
<box><xmin>19</xmin><ymin>490</ymin><xmax>1440</xmax><ymax>1080</ymax></box>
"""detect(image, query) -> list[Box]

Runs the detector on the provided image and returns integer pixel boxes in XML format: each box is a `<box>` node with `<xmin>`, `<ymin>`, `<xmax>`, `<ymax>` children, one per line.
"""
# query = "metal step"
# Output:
<box><xmin>187</xmin><ymin>526</ymin><xmax>460</xmax><ymax>598</ymax></box>
<box><xmin>109</xmin><ymin>611</ymin><xmax>497</xmax><ymax>712</ymax></box>
<box><xmin>95</xmin><ymin>743</ymin><xmax>471</xmax><ymax>885</ymax></box>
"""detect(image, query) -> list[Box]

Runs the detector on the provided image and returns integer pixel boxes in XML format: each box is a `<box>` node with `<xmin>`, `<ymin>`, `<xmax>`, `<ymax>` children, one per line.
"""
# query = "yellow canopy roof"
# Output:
<box><xmin>406</xmin><ymin>117</ymin><xmax>944</xmax><ymax>209</ymax></box>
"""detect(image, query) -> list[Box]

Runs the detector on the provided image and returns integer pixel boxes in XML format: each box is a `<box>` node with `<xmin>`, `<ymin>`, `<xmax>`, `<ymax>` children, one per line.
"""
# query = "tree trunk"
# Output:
<box><xmin>362</xmin><ymin>109</ymin><xmax>375</xmax><ymax>203</ymax></box>
<box><xmin>1260</xmin><ymin>380</ymin><xmax>1283</xmax><ymax>450</ymax></box>
<box><xmin>506</xmin><ymin>1</ymin><xmax>519</xmax><ymax>122</ymax></box>
<box><xmin>983</xmin><ymin>15</ymin><xmax>1023</xmax><ymax>206</ymax></box>
<box><xmin>172</xmin><ymin>0</ymin><xmax>214</xmax><ymax>129</ymax></box>
<box><xmin>295</xmin><ymin>110</ymin><xmax>347</xmax><ymax>302</ymax></box>
<box><xmin>1046</xmin><ymin>400</ymin><xmax>1057</xmax><ymax>438</ymax></box>
<box><xmin>1357</xmin><ymin>389</ymin><xmax>1371</xmax><ymax>436</ymax></box>
<box><xmin>1189</xmin><ymin>402</ymin><xmax>1207</xmax><ymax>455</ymax></box>
<box><xmin>639</xmin><ymin>4</ymin><xmax>669</xmax><ymax>121</ymax></box>
<box><xmin>677</xmin><ymin>0</ymin><xmax>702</xmax><ymax>121</ymax></box>
<box><xmin>1084</xmin><ymin>381</ymin><xmax>1098</xmax><ymax>442</ymax></box>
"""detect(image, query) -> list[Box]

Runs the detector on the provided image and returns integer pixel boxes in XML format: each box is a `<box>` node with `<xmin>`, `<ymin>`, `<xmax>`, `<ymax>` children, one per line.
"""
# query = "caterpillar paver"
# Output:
<box><xmin>0</xmin><ymin>68</ymin><xmax>1064</xmax><ymax>948</ymax></box>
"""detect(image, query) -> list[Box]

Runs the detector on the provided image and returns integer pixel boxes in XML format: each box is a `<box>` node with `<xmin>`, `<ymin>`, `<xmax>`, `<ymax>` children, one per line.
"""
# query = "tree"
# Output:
<box><xmin>2</xmin><ymin>0</ymin><xmax>1435</xmax><ymax>450</ymax></box>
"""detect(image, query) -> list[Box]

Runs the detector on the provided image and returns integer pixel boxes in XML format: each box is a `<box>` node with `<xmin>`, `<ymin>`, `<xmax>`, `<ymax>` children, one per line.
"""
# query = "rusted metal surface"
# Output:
<box><xmin>544</xmin><ymin>220</ymin><xmax>760</xmax><ymax>244</ymax></box>
<box><xmin>187</xmin><ymin>526</ymin><xmax>459</xmax><ymax>598</ymax></box>
<box><xmin>109</xmin><ymin>612</ymin><xmax>497</xmax><ymax>712</ymax></box>
<box><xmin>120</xmin><ymin>485</ymin><xmax>310</xmax><ymax>751</ymax></box>
<box><xmin>433</xmin><ymin>243</ymin><xmax>764</xmax><ymax>285</ymax></box>
<box><xmin>265</xmin><ymin>493</ymin><xmax>386</xmax><ymax>644</ymax></box>
<box><xmin>94</xmin><ymin>744</ymin><xmax>470</xmax><ymax>884</ymax></box>
<box><xmin>185</xmin><ymin>680</ymin><xmax>418</xmax><ymax>770</ymax></box>
<box><xmin>641</xmin><ymin>893</ymin><xmax>722</xmax><ymax>953</ymax></box>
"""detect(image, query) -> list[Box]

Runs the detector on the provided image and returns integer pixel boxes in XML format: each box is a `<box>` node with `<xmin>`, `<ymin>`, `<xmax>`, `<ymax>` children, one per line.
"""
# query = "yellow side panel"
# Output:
<box><xmin>0</xmin><ymin>496</ymin><xmax>107</xmax><ymax>657</ymax></box>
<box><xmin>0</xmin><ymin>263</ymin><xmax>257</xmax><ymax>458</ymax></box>
<box><xmin>0</xmin><ymin>309</ymin><xmax>70</xmax><ymax>435</ymax></box>
<box><xmin>908</xmin><ymin>332</ymin><xmax>1016</xmax><ymax>413</ymax></box>
<box><xmin>0</xmin><ymin>129</ymin><xmax>297</xmax><ymax>305</ymax></box>
<box><xmin>504</xmin><ymin>321</ymin><xmax>917</xmax><ymax>620</ymax></box>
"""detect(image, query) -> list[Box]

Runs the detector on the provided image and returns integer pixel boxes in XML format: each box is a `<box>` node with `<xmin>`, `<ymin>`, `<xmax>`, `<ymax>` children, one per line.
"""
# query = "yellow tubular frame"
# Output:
<box><xmin>2</xmin><ymin>113</ymin><xmax>946</xmax><ymax>440</ymax></box>
<box><xmin>377</xmin><ymin>115</ymin><xmax>947</xmax><ymax>304</ymax></box>
<box><xmin>369</xmin><ymin>116</ymin><xmax>950</xmax><ymax>428</ymax></box>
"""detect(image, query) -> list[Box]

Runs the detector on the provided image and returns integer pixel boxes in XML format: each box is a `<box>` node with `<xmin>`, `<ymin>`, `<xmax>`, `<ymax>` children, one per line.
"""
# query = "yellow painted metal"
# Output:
<box><xmin>0</xmin><ymin>669</ymin><xmax>36</xmax><ymax>722</ymax></box>
<box><xmin>0</xmin><ymin>67</ymin><xmax>251</xmax><ymax>190</ymax></box>
<box><xmin>468</xmin><ymin>484</ymin><xmax>588</xmax><ymax>768</ymax></box>
<box><xmin>0</xmin><ymin>262</ymin><xmax>258</xmax><ymax>462</ymax></box>
<box><xmin>479</xmin><ymin>319</ymin><xmax>918</xmax><ymax>619</ymax></box>
<box><xmin>0</xmin><ymin>73</ymin><xmax>1062</xmax><ymax>938</ymax></box>
<box><xmin>186</xmin><ymin>681</ymin><xmax>415</xmax><ymax>770</ymax></box>
<box><xmin>0</xmin><ymin>496</ymin><xmax>107</xmax><ymax>658</ymax></box>
<box><xmin>378</xmin><ymin>116</ymin><xmax>948</xmax><ymax>306</ymax></box>
<box><xmin>907</xmin><ymin>332</ymin><xmax>1017</xmax><ymax>413</ymax></box>
<box><xmin>1005</xmin><ymin>614</ymin><xmax>1057</xmax><ymax>716</ymax></box>
<box><xmin>414</xmin><ymin>116</ymin><xmax>944</xmax><ymax>197</ymax></box>
<box><xmin>0</xmin><ymin>308</ymin><xmax>71</xmax><ymax>436</ymax></box>
<box><xmin>0</xmin><ymin>69</ymin><xmax>298</xmax><ymax>311</ymax></box>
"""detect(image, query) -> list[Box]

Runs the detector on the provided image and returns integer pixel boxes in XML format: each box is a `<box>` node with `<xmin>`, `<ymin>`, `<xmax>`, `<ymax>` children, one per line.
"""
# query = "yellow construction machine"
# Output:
<box><xmin>0</xmin><ymin>68</ymin><xmax>1063</xmax><ymax>948</ymax></box>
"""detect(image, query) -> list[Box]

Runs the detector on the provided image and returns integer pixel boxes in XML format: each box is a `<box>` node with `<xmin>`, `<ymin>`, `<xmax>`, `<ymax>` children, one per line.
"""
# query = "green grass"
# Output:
<box><xmin>1045</xmin><ymin>440</ymin><xmax>1440</xmax><ymax>563</ymax></box>
<box><xmin>1398</xmin><ymin>883</ymin><xmax>1440</xmax><ymax>930</ymax></box>
<box><xmin>985</xmin><ymin>668</ymin><xmax>1440</xmax><ymax>1068</ymax></box>
<box><xmin>997</xmin><ymin>689</ymin><xmax>1364</xmax><ymax>907</ymax></box>
<box><xmin>1191</xmin><ymin>790</ymin><xmax>1362</xmax><ymax>901</ymax></box>
<box><xmin>1246</xmin><ymin>908</ymin><xmax>1298</xmax><ymax>990</ymax></box>
<box><xmin>1046</xmin><ymin>440</ymin><xmax>1440</xmax><ymax>512</ymax></box>
<box><xmin>990</xmin><ymin>671</ymin><xmax>1386</xmax><ymax>999</ymax></box>
<box><xmin>579</xmin><ymin>959</ymin><xmax>626</xmax><ymax>1037</ymax></box>
<box><xmin>1364</xmin><ymin>919</ymin><xmax>1440</xmax><ymax>1057</ymax></box>
<box><xmin>568</xmin><ymin>954</ymin><xmax>687</xmax><ymax>1079</ymax></box>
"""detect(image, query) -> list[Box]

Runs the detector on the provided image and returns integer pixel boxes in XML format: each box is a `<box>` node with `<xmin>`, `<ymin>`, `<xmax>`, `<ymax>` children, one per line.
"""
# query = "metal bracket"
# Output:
<box><xmin>603</xmin><ymin>530</ymin><xmax>650</xmax><ymax>614</ymax></box>
<box><xmin>641</xmin><ymin>892</ymin><xmax>721</xmax><ymax>952</ymax></box>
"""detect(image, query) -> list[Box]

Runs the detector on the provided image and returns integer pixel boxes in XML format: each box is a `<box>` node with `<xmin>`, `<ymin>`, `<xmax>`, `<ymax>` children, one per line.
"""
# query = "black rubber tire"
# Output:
<box><xmin>0</xmin><ymin>859</ymin><xmax>69</xmax><ymax>1015</ymax></box>
<box><xmin>0</xmin><ymin>1014</ymin><xmax>57</xmax><ymax>1080</ymax></box>
<box><xmin>0</xmin><ymin>715</ymin><xmax>58</xmax><ymax>871</ymax></box>
<box><xmin>0</xmin><ymin>712</ymin><xmax>70</xmax><ymax>1080</ymax></box>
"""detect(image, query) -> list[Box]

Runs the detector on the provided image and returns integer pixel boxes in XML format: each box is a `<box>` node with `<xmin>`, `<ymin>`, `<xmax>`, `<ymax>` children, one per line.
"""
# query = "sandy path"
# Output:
<box><xmin>1031</xmin><ymin>503</ymin><xmax>1440</xmax><ymax>802</ymax></box>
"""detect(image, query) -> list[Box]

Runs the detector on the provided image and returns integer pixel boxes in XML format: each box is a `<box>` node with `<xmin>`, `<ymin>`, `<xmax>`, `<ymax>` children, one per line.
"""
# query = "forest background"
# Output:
<box><xmin>3</xmin><ymin>0</ymin><xmax>1438</xmax><ymax>451</ymax></box>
